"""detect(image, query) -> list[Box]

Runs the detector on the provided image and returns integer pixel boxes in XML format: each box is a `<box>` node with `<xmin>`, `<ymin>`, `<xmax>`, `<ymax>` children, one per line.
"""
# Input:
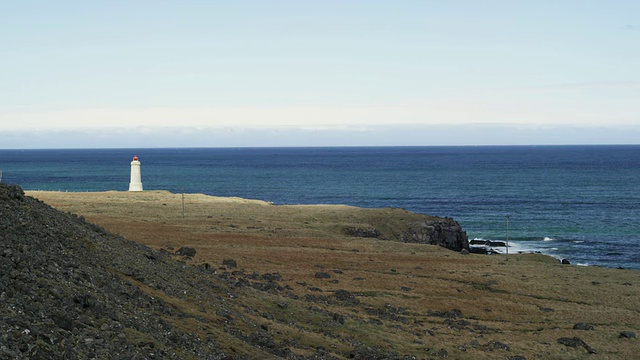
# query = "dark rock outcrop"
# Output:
<box><xmin>573</xmin><ymin>323</ymin><xmax>595</xmax><ymax>330</ymax></box>
<box><xmin>223</xmin><ymin>258</ymin><xmax>238</xmax><ymax>268</ymax></box>
<box><xmin>343</xmin><ymin>226</ymin><xmax>382</xmax><ymax>238</ymax></box>
<box><xmin>315</xmin><ymin>272</ymin><xmax>331</xmax><ymax>279</ymax></box>
<box><xmin>175</xmin><ymin>246</ymin><xmax>196</xmax><ymax>257</ymax></box>
<box><xmin>557</xmin><ymin>337</ymin><xmax>596</xmax><ymax>354</ymax></box>
<box><xmin>620</xmin><ymin>331</ymin><xmax>637</xmax><ymax>339</ymax></box>
<box><xmin>401</xmin><ymin>218</ymin><xmax>469</xmax><ymax>251</ymax></box>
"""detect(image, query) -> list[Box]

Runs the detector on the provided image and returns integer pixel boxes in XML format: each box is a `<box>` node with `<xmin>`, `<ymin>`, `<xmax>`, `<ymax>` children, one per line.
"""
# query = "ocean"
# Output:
<box><xmin>1</xmin><ymin>145</ymin><xmax>639</xmax><ymax>270</ymax></box>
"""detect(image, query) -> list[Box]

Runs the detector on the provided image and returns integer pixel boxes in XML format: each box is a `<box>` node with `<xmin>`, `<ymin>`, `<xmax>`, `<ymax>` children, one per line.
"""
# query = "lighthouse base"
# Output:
<box><xmin>129</xmin><ymin>183</ymin><xmax>143</xmax><ymax>191</ymax></box>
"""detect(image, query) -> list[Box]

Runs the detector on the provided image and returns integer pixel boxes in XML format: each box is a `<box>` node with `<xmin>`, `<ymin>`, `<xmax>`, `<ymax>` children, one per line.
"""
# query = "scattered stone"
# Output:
<box><xmin>481</xmin><ymin>340</ymin><xmax>510</xmax><ymax>352</ymax></box>
<box><xmin>175</xmin><ymin>247</ymin><xmax>196</xmax><ymax>257</ymax></box>
<box><xmin>400</xmin><ymin>286</ymin><xmax>412</xmax><ymax>292</ymax></box>
<box><xmin>52</xmin><ymin>314</ymin><xmax>74</xmax><ymax>331</ymax></box>
<box><xmin>343</xmin><ymin>227</ymin><xmax>381</xmax><ymax>238</ymax></box>
<box><xmin>260</xmin><ymin>272</ymin><xmax>283</xmax><ymax>281</ymax></box>
<box><xmin>222</xmin><ymin>259</ymin><xmax>237</xmax><ymax>268</ymax></box>
<box><xmin>365</xmin><ymin>304</ymin><xmax>409</xmax><ymax>323</ymax></box>
<box><xmin>315</xmin><ymin>272</ymin><xmax>331</xmax><ymax>279</ymax></box>
<box><xmin>539</xmin><ymin>307</ymin><xmax>555</xmax><ymax>313</ymax></box>
<box><xmin>430</xmin><ymin>348</ymin><xmax>449</xmax><ymax>357</ymax></box>
<box><xmin>445</xmin><ymin>319</ymin><xmax>471</xmax><ymax>330</ymax></box>
<box><xmin>620</xmin><ymin>331</ymin><xmax>637</xmax><ymax>339</ymax></box>
<box><xmin>573</xmin><ymin>323</ymin><xmax>594</xmax><ymax>331</ymax></box>
<box><xmin>333</xmin><ymin>289</ymin><xmax>360</xmax><ymax>306</ymax></box>
<box><xmin>460</xmin><ymin>249</ymin><xmax>470</xmax><ymax>255</ymax></box>
<box><xmin>277</xmin><ymin>302</ymin><xmax>288</xmax><ymax>309</ymax></box>
<box><xmin>248</xmin><ymin>330</ymin><xmax>291</xmax><ymax>357</ymax></box>
<box><xmin>350</xmin><ymin>346</ymin><xmax>399</xmax><ymax>360</ymax></box>
<box><xmin>508</xmin><ymin>356</ymin><xmax>527</xmax><ymax>360</ymax></box>
<box><xmin>430</xmin><ymin>309</ymin><xmax>463</xmax><ymax>319</ymax></box>
<box><xmin>332</xmin><ymin>313</ymin><xmax>346</xmax><ymax>325</ymax></box>
<box><xmin>557</xmin><ymin>337</ymin><xmax>596</xmax><ymax>354</ymax></box>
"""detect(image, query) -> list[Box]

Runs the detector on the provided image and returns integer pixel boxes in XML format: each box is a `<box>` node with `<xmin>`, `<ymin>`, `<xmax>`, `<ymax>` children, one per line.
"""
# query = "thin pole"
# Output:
<box><xmin>506</xmin><ymin>214</ymin><xmax>510</xmax><ymax>261</ymax></box>
<box><xmin>182</xmin><ymin>192</ymin><xmax>185</xmax><ymax>218</ymax></box>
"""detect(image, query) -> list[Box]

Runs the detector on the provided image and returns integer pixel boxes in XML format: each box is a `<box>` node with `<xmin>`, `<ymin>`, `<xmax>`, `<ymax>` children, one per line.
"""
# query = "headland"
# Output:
<box><xmin>4</xmin><ymin>186</ymin><xmax>638</xmax><ymax>359</ymax></box>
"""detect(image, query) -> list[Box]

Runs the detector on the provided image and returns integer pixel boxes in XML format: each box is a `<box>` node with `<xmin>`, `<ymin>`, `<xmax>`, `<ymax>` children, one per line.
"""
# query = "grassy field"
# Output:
<box><xmin>29</xmin><ymin>190</ymin><xmax>640</xmax><ymax>359</ymax></box>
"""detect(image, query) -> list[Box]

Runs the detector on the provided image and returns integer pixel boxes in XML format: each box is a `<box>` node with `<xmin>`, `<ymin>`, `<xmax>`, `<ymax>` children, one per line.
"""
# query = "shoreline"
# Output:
<box><xmin>20</xmin><ymin>187</ymin><xmax>640</xmax><ymax>359</ymax></box>
<box><xmin>27</xmin><ymin>189</ymin><xmax>637</xmax><ymax>270</ymax></box>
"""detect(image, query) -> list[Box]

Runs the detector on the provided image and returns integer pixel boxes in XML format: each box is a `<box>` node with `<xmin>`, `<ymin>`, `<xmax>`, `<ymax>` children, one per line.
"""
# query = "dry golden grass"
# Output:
<box><xmin>29</xmin><ymin>190</ymin><xmax>640</xmax><ymax>359</ymax></box>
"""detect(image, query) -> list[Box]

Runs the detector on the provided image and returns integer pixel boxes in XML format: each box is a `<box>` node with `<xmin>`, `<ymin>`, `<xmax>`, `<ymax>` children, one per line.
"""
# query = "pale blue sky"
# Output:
<box><xmin>1</xmin><ymin>1</ymin><xmax>639</xmax><ymax>148</ymax></box>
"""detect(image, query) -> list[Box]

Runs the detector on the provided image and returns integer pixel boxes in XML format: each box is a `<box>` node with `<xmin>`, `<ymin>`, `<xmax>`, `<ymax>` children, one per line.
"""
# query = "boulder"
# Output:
<box><xmin>175</xmin><ymin>247</ymin><xmax>196</xmax><ymax>257</ymax></box>
<box><xmin>573</xmin><ymin>323</ymin><xmax>594</xmax><ymax>331</ymax></box>
<box><xmin>315</xmin><ymin>272</ymin><xmax>331</xmax><ymax>279</ymax></box>
<box><xmin>222</xmin><ymin>259</ymin><xmax>237</xmax><ymax>268</ymax></box>
<box><xmin>620</xmin><ymin>331</ymin><xmax>637</xmax><ymax>339</ymax></box>
<box><xmin>557</xmin><ymin>337</ymin><xmax>596</xmax><ymax>354</ymax></box>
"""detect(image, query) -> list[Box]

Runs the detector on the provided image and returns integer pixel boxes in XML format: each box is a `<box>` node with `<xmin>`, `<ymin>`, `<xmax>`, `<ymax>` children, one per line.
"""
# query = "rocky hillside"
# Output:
<box><xmin>0</xmin><ymin>183</ymin><xmax>292</xmax><ymax>359</ymax></box>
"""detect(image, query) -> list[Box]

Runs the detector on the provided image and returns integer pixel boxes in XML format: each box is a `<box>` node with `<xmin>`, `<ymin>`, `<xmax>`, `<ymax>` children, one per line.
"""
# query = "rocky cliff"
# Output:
<box><xmin>401</xmin><ymin>218</ymin><xmax>469</xmax><ymax>252</ymax></box>
<box><xmin>344</xmin><ymin>216</ymin><xmax>469</xmax><ymax>252</ymax></box>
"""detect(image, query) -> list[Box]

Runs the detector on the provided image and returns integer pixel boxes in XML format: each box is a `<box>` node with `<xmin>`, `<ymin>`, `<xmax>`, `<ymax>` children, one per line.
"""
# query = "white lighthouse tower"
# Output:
<box><xmin>129</xmin><ymin>156</ymin><xmax>143</xmax><ymax>191</ymax></box>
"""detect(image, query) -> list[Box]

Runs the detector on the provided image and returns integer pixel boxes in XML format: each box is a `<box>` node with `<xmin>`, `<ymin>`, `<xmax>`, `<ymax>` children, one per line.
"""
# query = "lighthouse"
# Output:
<box><xmin>129</xmin><ymin>156</ymin><xmax>143</xmax><ymax>191</ymax></box>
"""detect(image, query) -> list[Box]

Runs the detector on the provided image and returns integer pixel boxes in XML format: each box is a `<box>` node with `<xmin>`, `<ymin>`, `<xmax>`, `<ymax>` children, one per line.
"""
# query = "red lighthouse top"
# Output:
<box><xmin>133</xmin><ymin>156</ymin><xmax>139</xmax><ymax>161</ymax></box>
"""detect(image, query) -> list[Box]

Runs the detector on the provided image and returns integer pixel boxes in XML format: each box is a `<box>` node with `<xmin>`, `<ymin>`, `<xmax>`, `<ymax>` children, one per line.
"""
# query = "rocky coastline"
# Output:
<box><xmin>4</xmin><ymin>184</ymin><xmax>639</xmax><ymax>359</ymax></box>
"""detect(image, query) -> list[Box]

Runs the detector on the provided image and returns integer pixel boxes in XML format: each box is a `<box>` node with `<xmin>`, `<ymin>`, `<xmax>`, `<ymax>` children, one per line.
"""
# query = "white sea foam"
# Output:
<box><xmin>543</xmin><ymin>237</ymin><xmax>555</xmax><ymax>241</ymax></box>
<box><xmin>507</xmin><ymin>241</ymin><xmax>540</xmax><ymax>254</ymax></box>
<box><xmin>573</xmin><ymin>240</ymin><xmax>585</xmax><ymax>244</ymax></box>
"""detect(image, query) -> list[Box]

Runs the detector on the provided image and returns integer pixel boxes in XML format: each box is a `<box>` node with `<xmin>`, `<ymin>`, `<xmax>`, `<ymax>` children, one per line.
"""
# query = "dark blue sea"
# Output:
<box><xmin>1</xmin><ymin>146</ymin><xmax>639</xmax><ymax>270</ymax></box>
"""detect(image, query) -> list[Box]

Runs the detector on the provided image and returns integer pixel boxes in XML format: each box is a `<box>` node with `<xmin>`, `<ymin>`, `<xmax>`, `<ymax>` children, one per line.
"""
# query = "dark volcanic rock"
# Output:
<box><xmin>222</xmin><ymin>258</ymin><xmax>238</xmax><ymax>268</ymax></box>
<box><xmin>573</xmin><ymin>323</ymin><xmax>595</xmax><ymax>330</ymax></box>
<box><xmin>333</xmin><ymin>289</ymin><xmax>360</xmax><ymax>306</ymax></box>
<box><xmin>401</xmin><ymin>218</ymin><xmax>469</xmax><ymax>251</ymax></box>
<box><xmin>175</xmin><ymin>246</ymin><xmax>197</xmax><ymax>257</ymax></box>
<box><xmin>430</xmin><ymin>309</ymin><xmax>464</xmax><ymax>319</ymax></box>
<box><xmin>620</xmin><ymin>331</ymin><xmax>637</xmax><ymax>339</ymax></box>
<box><xmin>350</xmin><ymin>346</ymin><xmax>402</xmax><ymax>360</ymax></box>
<box><xmin>430</xmin><ymin>348</ymin><xmax>449</xmax><ymax>358</ymax></box>
<box><xmin>481</xmin><ymin>340</ymin><xmax>510</xmax><ymax>352</ymax></box>
<box><xmin>557</xmin><ymin>337</ymin><xmax>597</xmax><ymax>354</ymax></box>
<box><xmin>344</xmin><ymin>226</ymin><xmax>382</xmax><ymax>238</ymax></box>
<box><xmin>315</xmin><ymin>271</ymin><xmax>331</xmax><ymax>279</ymax></box>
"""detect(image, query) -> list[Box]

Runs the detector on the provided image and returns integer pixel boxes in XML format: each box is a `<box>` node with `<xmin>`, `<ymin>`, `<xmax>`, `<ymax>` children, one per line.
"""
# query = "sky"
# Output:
<box><xmin>1</xmin><ymin>0</ymin><xmax>639</xmax><ymax>148</ymax></box>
